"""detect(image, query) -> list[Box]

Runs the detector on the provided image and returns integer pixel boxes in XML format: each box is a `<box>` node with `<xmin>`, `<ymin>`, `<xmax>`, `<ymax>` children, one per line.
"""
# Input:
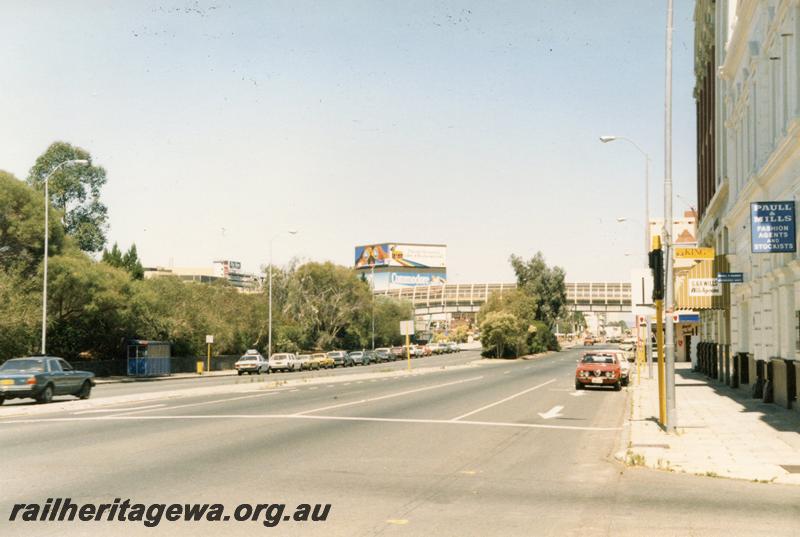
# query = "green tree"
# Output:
<box><xmin>103</xmin><ymin>242</ymin><xmax>144</xmax><ymax>280</ymax></box>
<box><xmin>27</xmin><ymin>142</ymin><xmax>108</xmax><ymax>252</ymax></box>
<box><xmin>479</xmin><ymin>311</ymin><xmax>525</xmax><ymax>358</ymax></box>
<box><xmin>0</xmin><ymin>170</ymin><xmax>66</xmax><ymax>275</ymax></box>
<box><xmin>509</xmin><ymin>252</ymin><xmax>567</xmax><ymax>325</ymax></box>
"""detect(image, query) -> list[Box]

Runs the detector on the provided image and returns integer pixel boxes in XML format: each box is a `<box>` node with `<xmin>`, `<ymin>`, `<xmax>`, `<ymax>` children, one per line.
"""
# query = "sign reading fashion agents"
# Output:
<box><xmin>355</xmin><ymin>243</ymin><xmax>446</xmax><ymax>269</ymax></box>
<box><xmin>751</xmin><ymin>201</ymin><xmax>796</xmax><ymax>253</ymax></box>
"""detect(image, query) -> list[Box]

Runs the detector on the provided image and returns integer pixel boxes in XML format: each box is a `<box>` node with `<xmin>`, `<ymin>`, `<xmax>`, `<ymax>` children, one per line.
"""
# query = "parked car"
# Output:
<box><xmin>312</xmin><ymin>353</ymin><xmax>334</xmax><ymax>369</ymax></box>
<box><xmin>235</xmin><ymin>350</ymin><xmax>270</xmax><ymax>375</ymax></box>
<box><xmin>296</xmin><ymin>354</ymin><xmax>314</xmax><ymax>371</ymax></box>
<box><xmin>390</xmin><ymin>346</ymin><xmax>405</xmax><ymax>360</ymax></box>
<box><xmin>588</xmin><ymin>350</ymin><xmax>630</xmax><ymax>386</ymax></box>
<box><xmin>446</xmin><ymin>342</ymin><xmax>460</xmax><ymax>353</ymax></box>
<box><xmin>411</xmin><ymin>346</ymin><xmax>424</xmax><ymax>358</ymax></box>
<box><xmin>575</xmin><ymin>352</ymin><xmax>622</xmax><ymax>391</ymax></box>
<box><xmin>0</xmin><ymin>356</ymin><xmax>95</xmax><ymax>405</ymax></box>
<box><xmin>375</xmin><ymin>348</ymin><xmax>393</xmax><ymax>362</ymax></box>
<box><xmin>269</xmin><ymin>353</ymin><xmax>299</xmax><ymax>372</ymax></box>
<box><xmin>583</xmin><ymin>336</ymin><xmax>595</xmax><ymax>346</ymax></box>
<box><xmin>348</xmin><ymin>351</ymin><xmax>366</xmax><ymax>365</ymax></box>
<box><xmin>421</xmin><ymin>345</ymin><xmax>433</xmax><ymax>357</ymax></box>
<box><xmin>327</xmin><ymin>351</ymin><xmax>353</xmax><ymax>367</ymax></box>
<box><xmin>363</xmin><ymin>350</ymin><xmax>377</xmax><ymax>365</ymax></box>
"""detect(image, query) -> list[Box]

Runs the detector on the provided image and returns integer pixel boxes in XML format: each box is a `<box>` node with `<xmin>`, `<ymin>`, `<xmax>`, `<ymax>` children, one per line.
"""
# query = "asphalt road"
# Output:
<box><xmin>1</xmin><ymin>347</ymin><xmax>798</xmax><ymax>537</ymax></box>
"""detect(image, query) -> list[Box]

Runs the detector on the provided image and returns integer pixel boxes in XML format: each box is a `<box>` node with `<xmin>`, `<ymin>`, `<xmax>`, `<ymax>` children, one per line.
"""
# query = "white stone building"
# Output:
<box><xmin>694</xmin><ymin>0</ymin><xmax>800</xmax><ymax>411</ymax></box>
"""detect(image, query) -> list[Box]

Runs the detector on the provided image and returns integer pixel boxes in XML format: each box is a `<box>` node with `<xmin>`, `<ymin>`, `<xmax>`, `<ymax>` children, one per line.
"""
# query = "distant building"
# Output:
<box><xmin>354</xmin><ymin>242</ymin><xmax>447</xmax><ymax>292</ymax></box>
<box><xmin>144</xmin><ymin>260</ymin><xmax>263</xmax><ymax>293</ymax></box>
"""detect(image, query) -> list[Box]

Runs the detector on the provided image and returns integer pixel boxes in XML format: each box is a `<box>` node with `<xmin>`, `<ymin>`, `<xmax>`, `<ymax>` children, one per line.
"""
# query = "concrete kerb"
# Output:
<box><xmin>614</xmin><ymin>364</ymin><xmax>800</xmax><ymax>485</ymax></box>
<box><xmin>0</xmin><ymin>360</ymin><xmax>506</xmax><ymax>420</ymax></box>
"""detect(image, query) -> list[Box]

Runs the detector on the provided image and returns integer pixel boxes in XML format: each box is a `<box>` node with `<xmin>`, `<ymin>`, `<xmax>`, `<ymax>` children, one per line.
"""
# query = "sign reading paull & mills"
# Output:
<box><xmin>750</xmin><ymin>201</ymin><xmax>796</xmax><ymax>253</ymax></box>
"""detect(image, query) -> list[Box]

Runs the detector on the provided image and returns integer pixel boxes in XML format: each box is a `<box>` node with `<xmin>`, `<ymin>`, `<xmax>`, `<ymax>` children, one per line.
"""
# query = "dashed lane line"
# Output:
<box><xmin>450</xmin><ymin>379</ymin><xmax>557</xmax><ymax>421</ymax></box>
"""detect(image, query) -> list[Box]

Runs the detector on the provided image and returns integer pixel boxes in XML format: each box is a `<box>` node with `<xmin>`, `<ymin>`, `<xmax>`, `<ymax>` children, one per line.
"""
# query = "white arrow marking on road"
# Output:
<box><xmin>569</xmin><ymin>391</ymin><xmax>586</xmax><ymax>397</ymax></box>
<box><xmin>537</xmin><ymin>405</ymin><xmax>564</xmax><ymax>420</ymax></box>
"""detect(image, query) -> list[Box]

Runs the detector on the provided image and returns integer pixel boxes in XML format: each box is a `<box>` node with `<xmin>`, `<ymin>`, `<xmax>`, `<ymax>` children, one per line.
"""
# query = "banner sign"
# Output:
<box><xmin>688</xmin><ymin>278</ymin><xmax>721</xmax><ymax>297</ymax></box>
<box><xmin>399</xmin><ymin>320</ymin><xmax>415</xmax><ymax>336</ymax></box>
<box><xmin>751</xmin><ymin>201</ymin><xmax>796</xmax><ymax>253</ymax></box>
<box><xmin>674</xmin><ymin>247</ymin><xmax>715</xmax><ymax>260</ymax></box>
<box><xmin>356</xmin><ymin>243</ymin><xmax>446</xmax><ymax>269</ymax></box>
<box><xmin>717</xmin><ymin>272</ymin><xmax>744</xmax><ymax>283</ymax></box>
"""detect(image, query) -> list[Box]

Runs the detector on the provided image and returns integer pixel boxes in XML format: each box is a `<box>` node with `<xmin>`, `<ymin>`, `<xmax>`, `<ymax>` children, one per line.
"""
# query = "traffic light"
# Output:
<box><xmin>649</xmin><ymin>236</ymin><xmax>664</xmax><ymax>301</ymax></box>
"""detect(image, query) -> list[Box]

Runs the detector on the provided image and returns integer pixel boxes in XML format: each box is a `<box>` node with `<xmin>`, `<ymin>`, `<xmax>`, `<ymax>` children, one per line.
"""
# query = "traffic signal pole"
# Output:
<box><xmin>650</xmin><ymin>236</ymin><xmax>666</xmax><ymax>427</ymax></box>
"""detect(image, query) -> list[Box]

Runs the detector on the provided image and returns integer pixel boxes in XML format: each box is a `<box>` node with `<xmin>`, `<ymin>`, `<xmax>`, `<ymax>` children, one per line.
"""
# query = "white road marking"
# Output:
<box><xmin>569</xmin><ymin>391</ymin><xmax>586</xmax><ymax>397</ymax></box>
<box><xmin>503</xmin><ymin>371</ymin><xmax>511</xmax><ymax>375</ymax></box>
<box><xmin>309</xmin><ymin>387</ymin><xmax>318</xmax><ymax>390</ymax></box>
<box><xmin>73</xmin><ymin>404</ymin><xmax>165</xmax><ymax>415</ymax></box>
<box><xmin>537</xmin><ymin>405</ymin><xmax>564</xmax><ymax>420</ymax></box>
<box><xmin>290</xmin><ymin>389</ymin><xmax>300</xmax><ymax>393</ymax></box>
<box><xmin>108</xmin><ymin>391</ymin><xmax>280</xmax><ymax>416</ymax></box>
<box><xmin>1</xmin><ymin>413</ymin><xmax>621</xmax><ymax>431</ymax></box>
<box><xmin>292</xmin><ymin>376</ymin><xmax>484</xmax><ymax>416</ymax></box>
<box><xmin>450</xmin><ymin>378</ymin><xmax>557</xmax><ymax>421</ymax></box>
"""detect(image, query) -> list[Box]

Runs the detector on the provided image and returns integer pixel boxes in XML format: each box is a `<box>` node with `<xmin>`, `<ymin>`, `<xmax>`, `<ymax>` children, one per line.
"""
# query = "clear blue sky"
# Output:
<box><xmin>0</xmin><ymin>0</ymin><xmax>697</xmax><ymax>283</ymax></box>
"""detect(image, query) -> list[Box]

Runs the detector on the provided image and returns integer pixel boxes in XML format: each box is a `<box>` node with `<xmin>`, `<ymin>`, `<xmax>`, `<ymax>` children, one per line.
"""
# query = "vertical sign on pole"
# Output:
<box><xmin>399</xmin><ymin>320</ymin><xmax>415</xmax><ymax>372</ymax></box>
<box><xmin>205</xmin><ymin>335</ymin><xmax>214</xmax><ymax>374</ymax></box>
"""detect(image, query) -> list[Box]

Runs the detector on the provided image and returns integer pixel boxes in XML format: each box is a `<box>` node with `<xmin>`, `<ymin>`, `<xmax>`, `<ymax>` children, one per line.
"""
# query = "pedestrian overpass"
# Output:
<box><xmin>374</xmin><ymin>282</ymin><xmax>632</xmax><ymax>317</ymax></box>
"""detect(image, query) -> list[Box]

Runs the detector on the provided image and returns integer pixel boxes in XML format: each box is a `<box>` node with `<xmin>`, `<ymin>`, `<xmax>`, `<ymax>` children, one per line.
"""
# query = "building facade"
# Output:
<box><xmin>694</xmin><ymin>0</ymin><xmax>800</xmax><ymax>411</ymax></box>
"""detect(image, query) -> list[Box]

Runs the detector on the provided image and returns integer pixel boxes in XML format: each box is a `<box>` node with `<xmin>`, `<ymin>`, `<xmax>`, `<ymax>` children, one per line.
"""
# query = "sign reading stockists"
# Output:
<box><xmin>751</xmin><ymin>201</ymin><xmax>796</xmax><ymax>253</ymax></box>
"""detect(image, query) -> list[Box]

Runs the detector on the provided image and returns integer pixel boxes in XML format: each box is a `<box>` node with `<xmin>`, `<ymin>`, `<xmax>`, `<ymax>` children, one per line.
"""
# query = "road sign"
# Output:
<box><xmin>399</xmin><ymin>320</ymin><xmax>415</xmax><ymax>336</ymax></box>
<box><xmin>205</xmin><ymin>335</ymin><xmax>214</xmax><ymax>344</ymax></box>
<box><xmin>674</xmin><ymin>247</ymin><xmax>714</xmax><ymax>259</ymax></box>
<box><xmin>751</xmin><ymin>201</ymin><xmax>796</xmax><ymax>253</ymax></box>
<box><xmin>717</xmin><ymin>272</ymin><xmax>744</xmax><ymax>283</ymax></box>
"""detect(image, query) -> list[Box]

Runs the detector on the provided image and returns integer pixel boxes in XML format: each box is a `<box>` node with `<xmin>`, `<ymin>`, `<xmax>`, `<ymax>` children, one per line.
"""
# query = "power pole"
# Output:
<box><xmin>663</xmin><ymin>0</ymin><xmax>677</xmax><ymax>432</ymax></box>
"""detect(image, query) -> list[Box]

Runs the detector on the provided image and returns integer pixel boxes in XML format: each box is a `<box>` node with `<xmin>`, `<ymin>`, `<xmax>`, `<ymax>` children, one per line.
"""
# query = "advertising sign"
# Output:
<box><xmin>717</xmin><ymin>272</ymin><xmax>744</xmax><ymax>284</ymax></box>
<box><xmin>355</xmin><ymin>243</ymin><xmax>446</xmax><ymax>269</ymax></box>
<box><xmin>751</xmin><ymin>201</ymin><xmax>796</xmax><ymax>253</ymax></box>
<box><xmin>674</xmin><ymin>247</ymin><xmax>714</xmax><ymax>259</ymax></box>
<box><xmin>688</xmin><ymin>278</ymin><xmax>721</xmax><ymax>297</ymax></box>
<box><xmin>369</xmin><ymin>271</ymin><xmax>447</xmax><ymax>290</ymax></box>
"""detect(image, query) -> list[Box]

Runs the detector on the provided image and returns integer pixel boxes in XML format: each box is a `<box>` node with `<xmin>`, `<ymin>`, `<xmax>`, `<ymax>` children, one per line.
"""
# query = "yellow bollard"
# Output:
<box><xmin>196</xmin><ymin>361</ymin><xmax>204</xmax><ymax>374</ymax></box>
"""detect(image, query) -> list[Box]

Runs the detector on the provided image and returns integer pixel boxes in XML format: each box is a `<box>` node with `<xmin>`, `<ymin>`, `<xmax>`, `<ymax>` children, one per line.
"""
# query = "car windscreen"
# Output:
<box><xmin>582</xmin><ymin>356</ymin><xmax>615</xmax><ymax>364</ymax></box>
<box><xmin>0</xmin><ymin>359</ymin><xmax>45</xmax><ymax>372</ymax></box>
<box><xmin>271</xmin><ymin>354</ymin><xmax>290</xmax><ymax>359</ymax></box>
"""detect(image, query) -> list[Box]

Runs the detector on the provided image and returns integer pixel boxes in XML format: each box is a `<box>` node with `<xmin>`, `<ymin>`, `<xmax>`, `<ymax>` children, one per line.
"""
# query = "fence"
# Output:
<box><xmin>68</xmin><ymin>355</ymin><xmax>242</xmax><ymax>377</ymax></box>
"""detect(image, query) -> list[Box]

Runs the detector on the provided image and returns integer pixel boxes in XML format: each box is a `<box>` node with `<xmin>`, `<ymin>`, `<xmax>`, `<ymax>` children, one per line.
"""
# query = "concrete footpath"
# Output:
<box><xmin>620</xmin><ymin>362</ymin><xmax>800</xmax><ymax>485</ymax></box>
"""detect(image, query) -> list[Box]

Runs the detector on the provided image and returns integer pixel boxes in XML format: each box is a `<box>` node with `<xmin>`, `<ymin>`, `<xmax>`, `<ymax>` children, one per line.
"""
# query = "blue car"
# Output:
<box><xmin>0</xmin><ymin>356</ymin><xmax>95</xmax><ymax>405</ymax></box>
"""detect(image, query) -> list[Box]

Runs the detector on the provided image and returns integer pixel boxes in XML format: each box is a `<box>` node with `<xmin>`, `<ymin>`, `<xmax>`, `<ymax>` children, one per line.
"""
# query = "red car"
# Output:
<box><xmin>575</xmin><ymin>353</ymin><xmax>622</xmax><ymax>391</ymax></box>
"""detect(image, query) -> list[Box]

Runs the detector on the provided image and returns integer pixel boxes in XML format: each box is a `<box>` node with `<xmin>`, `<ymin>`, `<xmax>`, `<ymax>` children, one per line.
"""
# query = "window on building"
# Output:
<box><xmin>795</xmin><ymin>310</ymin><xmax>800</xmax><ymax>351</ymax></box>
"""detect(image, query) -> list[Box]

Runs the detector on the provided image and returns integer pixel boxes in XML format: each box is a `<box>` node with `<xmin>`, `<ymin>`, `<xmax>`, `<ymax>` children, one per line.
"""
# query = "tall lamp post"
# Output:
<box><xmin>41</xmin><ymin>159</ymin><xmax>89</xmax><ymax>355</ymax></box>
<box><xmin>600</xmin><ymin>135</ymin><xmax>653</xmax><ymax>378</ymax></box>
<box><xmin>268</xmin><ymin>229</ymin><xmax>297</xmax><ymax>357</ymax></box>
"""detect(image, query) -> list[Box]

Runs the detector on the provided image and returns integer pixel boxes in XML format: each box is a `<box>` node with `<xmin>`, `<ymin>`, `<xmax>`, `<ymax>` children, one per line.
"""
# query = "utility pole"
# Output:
<box><xmin>663</xmin><ymin>0</ymin><xmax>677</xmax><ymax>432</ymax></box>
<box><xmin>371</xmin><ymin>264</ymin><xmax>375</xmax><ymax>350</ymax></box>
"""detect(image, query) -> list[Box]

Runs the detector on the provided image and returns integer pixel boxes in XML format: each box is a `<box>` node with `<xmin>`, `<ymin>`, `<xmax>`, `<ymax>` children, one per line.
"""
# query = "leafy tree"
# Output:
<box><xmin>509</xmin><ymin>252</ymin><xmax>567</xmax><ymax>325</ymax></box>
<box><xmin>27</xmin><ymin>142</ymin><xmax>108</xmax><ymax>252</ymax></box>
<box><xmin>479</xmin><ymin>311</ymin><xmax>525</xmax><ymax>358</ymax></box>
<box><xmin>103</xmin><ymin>242</ymin><xmax>144</xmax><ymax>280</ymax></box>
<box><xmin>0</xmin><ymin>170</ymin><xmax>66</xmax><ymax>275</ymax></box>
<box><xmin>284</xmin><ymin>262</ymin><xmax>372</xmax><ymax>350</ymax></box>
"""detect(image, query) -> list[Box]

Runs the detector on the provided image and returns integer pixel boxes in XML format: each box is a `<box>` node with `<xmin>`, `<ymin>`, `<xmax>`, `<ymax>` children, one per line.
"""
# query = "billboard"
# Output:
<box><xmin>369</xmin><ymin>271</ymin><xmax>447</xmax><ymax>290</ymax></box>
<box><xmin>355</xmin><ymin>243</ymin><xmax>446</xmax><ymax>269</ymax></box>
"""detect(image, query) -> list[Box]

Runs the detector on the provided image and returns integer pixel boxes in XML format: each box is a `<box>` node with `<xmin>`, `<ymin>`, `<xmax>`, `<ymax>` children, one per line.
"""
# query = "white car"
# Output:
<box><xmin>235</xmin><ymin>350</ymin><xmax>270</xmax><ymax>375</ymax></box>
<box><xmin>269</xmin><ymin>353</ymin><xmax>299</xmax><ymax>372</ymax></box>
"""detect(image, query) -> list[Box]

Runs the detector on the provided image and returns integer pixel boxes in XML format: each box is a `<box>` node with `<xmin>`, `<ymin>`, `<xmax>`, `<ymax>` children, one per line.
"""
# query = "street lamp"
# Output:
<box><xmin>599</xmin><ymin>135</ymin><xmax>650</xmax><ymax>259</ymax></box>
<box><xmin>268</xmin><ymin>229</ymin><xmax>298</xmax><ymax>357</ymax></box>
<box><xmin>41</xmin><ymin>159</ymin><xmax>89</xmax><ymax>355</ymax></box>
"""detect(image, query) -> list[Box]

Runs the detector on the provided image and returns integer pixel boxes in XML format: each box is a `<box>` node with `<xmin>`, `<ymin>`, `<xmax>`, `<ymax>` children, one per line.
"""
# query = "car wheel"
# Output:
<box><xmin>613</xmin><ymin>382</ymin><xmax>622</xmax><ymax>391</ymax></box>
<box><xmin>575</xmin><ymin>380</ymin><xmax>583</xmax><ymax>390</ymax></box>
<box><xmin>37</xmin><ymin>384</ymin><xmax>54</xmax><ymax>404</ymax></box>
<box><xmin>237</xmin><ymin>371</ymin><xmax>243</xmax><ymax>376</ymax></box>
<box><xmin>0</xmin><ymin>396</ymin><xmax>4</xmax><ymax>405</ymax></box>
<box><xmin>76</xmin><ymin>381</ymin><xmax>92</xmax><ymax>400</ymax></box>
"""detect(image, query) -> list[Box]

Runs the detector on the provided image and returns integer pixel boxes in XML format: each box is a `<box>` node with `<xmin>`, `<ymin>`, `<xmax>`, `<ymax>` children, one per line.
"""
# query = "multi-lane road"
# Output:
<box><xmin>2</xmin><ymin>347</ymin><xmax>798</xmax><ymax>536</ymax></box>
